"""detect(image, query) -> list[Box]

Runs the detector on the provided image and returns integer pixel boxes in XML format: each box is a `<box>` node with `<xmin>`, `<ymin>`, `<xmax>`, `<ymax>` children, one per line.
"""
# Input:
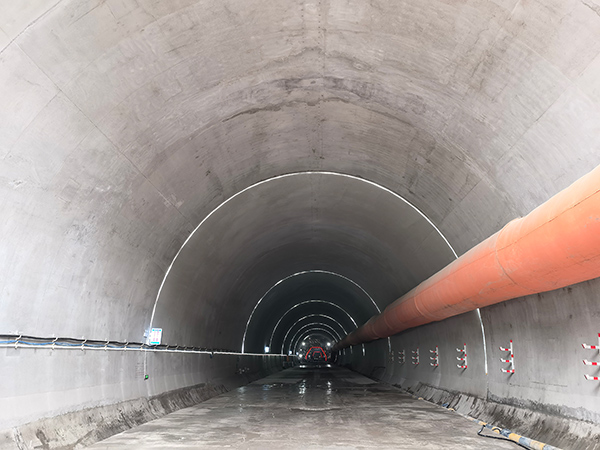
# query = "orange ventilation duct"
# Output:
<box><xmin>333</xmin><ymin>165</ymin><xmax>600</xmax><ymax>351</ymax></box>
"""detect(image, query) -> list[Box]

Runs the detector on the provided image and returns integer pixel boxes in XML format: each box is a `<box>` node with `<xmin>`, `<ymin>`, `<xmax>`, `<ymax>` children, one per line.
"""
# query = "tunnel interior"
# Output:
<box><xmin>2</xmin><ymin>1</ymin><xmax>600</xmax><ymax>449</ymax></box>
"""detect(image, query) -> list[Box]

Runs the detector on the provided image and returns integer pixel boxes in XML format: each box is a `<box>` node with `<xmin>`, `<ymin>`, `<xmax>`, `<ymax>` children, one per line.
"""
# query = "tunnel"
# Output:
<box><xmin>1</xmin><ymin>1</ymin><xmax>600</xmax><ymax>449</ymax></box>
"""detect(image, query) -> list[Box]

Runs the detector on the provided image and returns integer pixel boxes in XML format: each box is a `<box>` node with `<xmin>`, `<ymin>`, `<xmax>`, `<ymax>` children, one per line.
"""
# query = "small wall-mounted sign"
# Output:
<box><xmin>149</xmin><ymin>328</ymin><xmax>163</xmax><ymax>345</ymax></box>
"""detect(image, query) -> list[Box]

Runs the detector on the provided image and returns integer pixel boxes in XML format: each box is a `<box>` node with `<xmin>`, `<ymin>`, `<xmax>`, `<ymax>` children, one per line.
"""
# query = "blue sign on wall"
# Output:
<box><xmin>149</xmin><ymin>328</ymin><xmax>163</xmax><ymax>345</ymax></box>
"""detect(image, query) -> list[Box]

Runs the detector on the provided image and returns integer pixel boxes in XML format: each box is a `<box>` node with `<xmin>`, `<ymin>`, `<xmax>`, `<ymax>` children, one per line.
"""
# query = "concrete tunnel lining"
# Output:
<box><xmin>2</xmin><ymin>0</ymin><xmax>600</xmax><ymax>448</ymax></box>
<box><xmin>151</xmin><ymin>171</ymin><xmax>456</xmax><ymax>353</ymax></box>
<box><xmin>4</xmin><ymin>0</ymin><xmax>600</xmax><ymax>343</ymax></box>
<box><xmin>281</xmin><ymin>315</ymin><xmax>349</xmax><ymax>353</ymax></box>
<box><xmin>242</xmin><ymin>269</ymin><xmax>381</xmax><ymax>352</ymax></box>
<box><xmin>290</xmin><ymin>328</ymin><xmax>341</xmax><ymax>354</ymax></box>
<box><xmin>293</xmin><ymin>331</ymin><xmax>337</xmax><ymax>353</ymax></box>
<box><xmin>268</xmin><ymin>300</ymin><xmax>359</xmax><ymax>349</ymax></box>
<box><xmin>242</xmin><ymin>270</ymin><xmax>394</xmax><ymax>355</ymax></box>
<box><xmin>264</xmin><ymin>301</ymin><xmax>365</xmax><ymax>354</ymax></box>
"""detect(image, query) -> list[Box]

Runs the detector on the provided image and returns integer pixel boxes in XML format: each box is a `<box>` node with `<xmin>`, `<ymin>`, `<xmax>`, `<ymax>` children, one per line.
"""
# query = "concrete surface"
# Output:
<box><xmin>380</xmin><ymin>278</ymin><xmax>600</xmax><ymax>449</ymax></box>
<box><xmin>88</xmin><ymin>366</ymin><xmax>515</xmax><ymax>449</ymax></box>
<box><xmin>151</xmin><ymin>172</ymin><xmax>456</xmax><ymax>354</ymax></box>
<box><xmin>242</xmin><ymin>271</ymin><xmax>379</xmax><ymax>355</ymax></box>
<box><xmin>0</xmin><ymin>353</ymin><xmax>284</xmax><ymax>449</ymax></box>
<box><xmin>1</xmin><ymin>0</ymin><xmax>600</xmax><ymax>448</ymax></box>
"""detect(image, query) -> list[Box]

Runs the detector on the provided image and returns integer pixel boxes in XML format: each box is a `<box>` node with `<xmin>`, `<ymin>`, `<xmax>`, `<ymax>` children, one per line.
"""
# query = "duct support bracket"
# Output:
<box><xmin>429</xmin><ymin>346</ymin><xmax>439</xmax><ymax>367</ymax></box>
<box><xmin>412</xmin><ymin>348</ymin><xmax>419</xmax><ymax>366</ymax></box>
<box><xmin>398</xmin><ymin>349</ymin><xmax>405</xmax><ymax>364</ymax></box>
<box><xmin>582</xmin><ymin>333</ymin><xmax>600</xmax><ymax>380</ymax></box>
<box><xmin>500</xmin><ymin>340</ymin><xmax>515</xmax><ymax>374</ymax></box>
<box><xmin>456</xmin><ymin>343</ymin><xmax>468</xmax><ymax>369</ymax></box>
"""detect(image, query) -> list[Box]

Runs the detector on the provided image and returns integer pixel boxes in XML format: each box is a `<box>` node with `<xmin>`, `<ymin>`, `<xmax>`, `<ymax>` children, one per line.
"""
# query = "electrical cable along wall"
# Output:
<box><xmin>0</xmin><ymin>334</ymin><xmax>287</xmax><ymax>357</ymax></box>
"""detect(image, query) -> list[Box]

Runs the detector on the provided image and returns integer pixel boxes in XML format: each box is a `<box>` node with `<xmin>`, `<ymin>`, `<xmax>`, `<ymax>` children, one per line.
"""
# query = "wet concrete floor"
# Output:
<box><xmin>89</xmin><ymin>365</ymin><xmax>515</xmax><ymax>449</ymax></box>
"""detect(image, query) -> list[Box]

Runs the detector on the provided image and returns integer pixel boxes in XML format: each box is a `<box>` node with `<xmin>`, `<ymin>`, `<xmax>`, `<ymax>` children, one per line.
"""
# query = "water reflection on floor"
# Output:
<box><xmin>89</xmin><ymin>365</ymin><xmax>515</xmax><ymax>449</ymax></box>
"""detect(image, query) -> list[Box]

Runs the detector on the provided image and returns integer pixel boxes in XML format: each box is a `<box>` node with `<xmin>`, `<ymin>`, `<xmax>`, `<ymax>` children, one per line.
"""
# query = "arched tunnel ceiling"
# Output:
<box><xmin>153</xmin><ymin>173</ymin><xmax>455</xmax><ymax>350</ymax></box>
<box><xmin>243</xmin><ymin>271</ymin><xmax>379</xmax><ymax>354</ymax></box>
<box><xmin>295</xmin><ymin>331</ymin><xmax>333</xmax><ymax>355</ymax></box>
<box><xmin>291</xmin><ymin>329</ymin><xmax>338</xmax><ymax>354</ymax></box>
<box><xmin>286</xmin><ymin>318</ymin><xmax>345</xmax><ymax>352</ymax></box>
<box><xmin>1</xmin><ymin>1</ymin><xmax>600</xmax><ymax>348</ymax></box>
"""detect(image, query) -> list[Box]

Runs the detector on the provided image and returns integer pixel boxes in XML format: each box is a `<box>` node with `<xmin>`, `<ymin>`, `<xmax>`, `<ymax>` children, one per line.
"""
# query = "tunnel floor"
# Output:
<box><xmin>88</xmin><ymin>366</ymin><xmax>515</xmax><ymax>449</ymax></box>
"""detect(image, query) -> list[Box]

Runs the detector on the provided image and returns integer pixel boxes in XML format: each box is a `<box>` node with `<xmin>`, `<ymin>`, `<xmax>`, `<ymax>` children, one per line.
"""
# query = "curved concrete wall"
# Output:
<box><xmin>1</xmin><ymin>1</ymin><xmax>600</xmax><ymax>448</ymax></box>
<box><xmin>374</xmin><ymin>278</ymin><xmax>600</xmax><ymax>449</ymax></box>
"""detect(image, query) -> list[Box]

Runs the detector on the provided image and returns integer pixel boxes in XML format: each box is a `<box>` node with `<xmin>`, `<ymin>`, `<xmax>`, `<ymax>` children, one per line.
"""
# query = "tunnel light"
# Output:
<box><xmin>327</xmin><ymin>342</ymin><xmax>331</xmax><ymax>347</ymax></box>
<box><xmin>288</xmin><ymin>350</ymin><xmax>292</xmax><ymax>355</ymax></box>
<box><xmin>264</xmin><ymin>346</ymin><xmax>270</xmax><ymax>353</ymax></box>
<box><xmin>301</xmin><ymin>341</ymin><xmax>306</xmax><ymax>346</ymax></box>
